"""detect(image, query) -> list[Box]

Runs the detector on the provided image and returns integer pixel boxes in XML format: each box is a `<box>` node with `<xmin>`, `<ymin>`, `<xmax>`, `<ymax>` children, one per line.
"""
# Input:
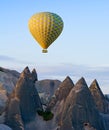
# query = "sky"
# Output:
<box><xmin>0</xmin><ymin>0</ymin><xmax>109</xmax><ymax>93</ymax></box>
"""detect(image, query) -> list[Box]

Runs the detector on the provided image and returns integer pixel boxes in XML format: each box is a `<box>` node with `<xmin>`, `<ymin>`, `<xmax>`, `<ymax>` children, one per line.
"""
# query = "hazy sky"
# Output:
<box><xmin>0</xmin><ymin>0</ymin><xmax>109</xmax><ymax>93</ymax></box>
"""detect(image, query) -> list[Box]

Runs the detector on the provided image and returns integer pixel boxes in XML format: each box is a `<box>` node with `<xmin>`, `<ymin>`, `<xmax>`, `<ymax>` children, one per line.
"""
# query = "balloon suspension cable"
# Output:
<box><xmin>42</xmin><ymin>49</ymin><xmax>48</xmax><ymax>53</ymax></box>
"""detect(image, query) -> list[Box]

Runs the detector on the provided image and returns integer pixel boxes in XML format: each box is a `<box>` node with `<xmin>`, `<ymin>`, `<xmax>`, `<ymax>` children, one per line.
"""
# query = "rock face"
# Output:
<box><xmin>100</xmin><ymin>113</ymin><xmax>109</xmax><ymax>130</ymax></box>
<box><xmin>0</xmin><ymin>89</ymin><xmax>8</xmax><ymax>114</ymax></box>
<box><xmin>5</xmin><ymin>67</ymin><xmax>43</xmax><ymax>130</ymax></box>
<box><xmin>5</xmin><ymin>98</ymin><xmax>24</xmax><ymax>130</ymax></box>
<box><xmin>89</xmin><ymin>79</ymin><xmax>109</xmax><ymax>114</ymax></box>
<box><xmin>59</xmin><ymin>77</ymin><xmax>105</xmax><ymax>130</ymax></box>
<box><xmin>36</xmin><ymin>79</ymin><xmax>61</xmax><ymax>104</ymax></box>
<box><xmin>0</xmin><ymin>67</ymin><xmax>20</xmax><ymax>94</ymax></box>
<box><xmin>0</xmin><ymin>124</ymin><xmax>12</xmax><ymax>130</ymax></box>
<box><xmin>0</xmin><ymin>67</ymin><xmax>20</xmax><ymax>125</ymax></box>
<box><xmin>55</xmin><ymin>76</ymin><xmax>74</xmax><ymax>101</ymax></box>
<box><xmin>48</xmin><ymin>76</ymin><xmax>74</xmax><ymax>110</ymax></box>
<box><xmin>41</xmin><ymin>76</ymin><xmax>74</xmax><ymax>130</ymax></box>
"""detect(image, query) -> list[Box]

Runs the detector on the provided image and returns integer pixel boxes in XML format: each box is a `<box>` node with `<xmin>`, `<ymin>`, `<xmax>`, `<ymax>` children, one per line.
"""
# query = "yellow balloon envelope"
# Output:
<box><xmin>28</xmin><ymin>12</ymin><xmax>64</xmax><ymax>53</ymax></box>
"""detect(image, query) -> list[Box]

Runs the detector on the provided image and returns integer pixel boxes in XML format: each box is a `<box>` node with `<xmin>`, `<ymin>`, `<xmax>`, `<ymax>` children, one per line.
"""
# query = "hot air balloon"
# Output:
<box><xmin>28</xmin><ymin>12</ymin><xmax>64</xmax><ymax>53</ymax></box>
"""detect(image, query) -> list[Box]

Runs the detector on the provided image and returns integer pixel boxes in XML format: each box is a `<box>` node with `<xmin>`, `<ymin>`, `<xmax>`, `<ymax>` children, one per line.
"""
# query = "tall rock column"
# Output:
<box><xmin>15</xmin><ymin>67</ymin><xmax>43</xmax><ymax>123</ymax></box>
<box><xmin>5</xmin><ymin>67</ymin><xmax>43</xmax><ymax>130</ymax></box>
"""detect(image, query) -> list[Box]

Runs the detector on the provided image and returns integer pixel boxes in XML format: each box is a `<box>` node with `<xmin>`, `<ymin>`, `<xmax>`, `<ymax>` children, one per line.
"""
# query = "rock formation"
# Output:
<box><xmin>0</xmin><ymin>67</ymin><xmax>20</xmax><ymax>94</ymax></box>
<box><xmin>0</xmin><ymin>66</ymin><xmax>109</xmax><ymax>130</ymax></box>
<box><xmin>41</xmin><ymin>76</ymin><xmax>74</xmax><ymax>130</ymax></box>
<box><xmin>89</xmin><ymin>79</ymin><xmax>109</xmax><ymax>114</ymax></box>
<box><xmin>15</xmin><ymin>67</ymin><xmax>43</xmax><ymax>122</ymax></box>
<box><xmin>5</xmin><ymin>67</ymin><xmax>43</xmax><ymax>130</ymax></box>
<box><xmin>59</xmin><ymin>77</ymin><xmax>105</xmax><ymax>130</ymax></box>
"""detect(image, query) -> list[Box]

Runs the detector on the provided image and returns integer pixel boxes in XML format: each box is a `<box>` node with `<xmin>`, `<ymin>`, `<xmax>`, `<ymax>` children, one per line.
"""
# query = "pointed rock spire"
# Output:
<box><xmin>55</xmin><ymin>76</ymin><xmax>74</xmax><ymax>101</ymax></box>
<box><xmin>20</xmin><ymin>67</ymin><xmax>38</xmax><ymax>82</ymax></box>
<box><xmin>74</xmin><ymin>77</ymin><xmax>88</xmax><ymax>93</ymax></box>
<box><xmin>20</xmin><ymin>66</ymin><xmax>31</xmax><ymax>78</ymax></box>
<box><xmin>47</xmin><ymin>76</ymin><xmax>74</xmax><ymax>111</ymax></box>
<box><xmin>31</xmin><ymin>68</ymin><xmax>38</xmax><ymax>82</ymax></box>
<box><xmin>75</xmin><ymin>77</ymin><xmax>88</xmax><ymax>87</ymax></box>
<box><xmin>23</xmin><ymin>66</ymin><xmax>30</xmax><ymax>74</ymax></box>
<box><xmin>89</xmin><ymin>79</ymin><xmax>109</xmax><ymax>114</ymax></box>
<box><xmin>90</xmin><ymin>79</ymin><xmax>104</xmax><ymax>98</ymax></box>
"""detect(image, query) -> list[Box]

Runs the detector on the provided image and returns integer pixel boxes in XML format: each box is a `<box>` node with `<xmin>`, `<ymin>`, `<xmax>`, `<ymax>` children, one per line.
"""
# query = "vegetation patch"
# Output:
<box><xmin>37</xmin><ymin>110</ymin><xmax>54</xmax><ymax>121</ymax></box>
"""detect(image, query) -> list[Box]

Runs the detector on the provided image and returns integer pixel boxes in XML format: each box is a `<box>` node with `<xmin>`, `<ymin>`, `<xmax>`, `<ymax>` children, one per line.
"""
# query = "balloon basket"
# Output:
<box><xmin>42</xmin><ymin>49</ymin><xmax>48</xmax><ymax>53</ymax></box>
